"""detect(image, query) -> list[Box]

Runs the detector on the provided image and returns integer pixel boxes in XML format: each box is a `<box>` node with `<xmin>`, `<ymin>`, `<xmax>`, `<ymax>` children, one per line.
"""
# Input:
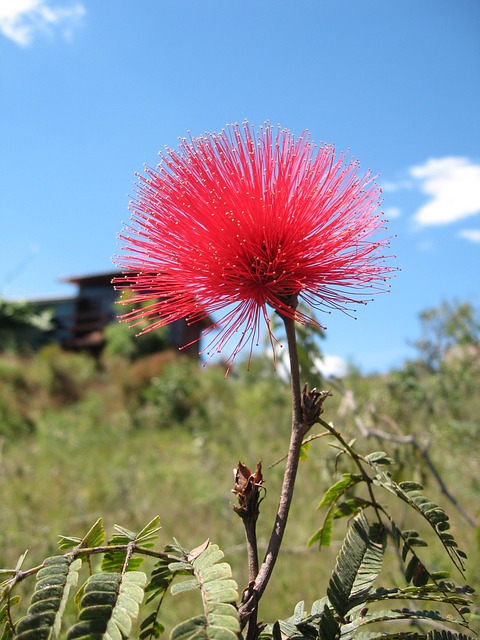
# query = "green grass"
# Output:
<box><xmin>0</xmin><ymin>345</ymin><xmax>479</xmax><ymax>633</ymax></box>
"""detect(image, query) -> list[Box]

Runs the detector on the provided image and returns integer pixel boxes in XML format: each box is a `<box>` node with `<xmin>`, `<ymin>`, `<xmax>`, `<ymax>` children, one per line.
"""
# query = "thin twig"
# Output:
<box><xmin>268</xmin><ymin>431</ymin><xmax>330</xmax><ymax>469</ymax></box>
<box><xmin>318</xmin><ymin>417</ymin><xmax>384</xmax><ymax>525</ymax></box>
<box><xmin>337</xmin><ymin>386</ymin><xmax>476</xmax><ymax>528</ymax></box>
<box><xmin>0</xmin><ymin>544</ymin><xmax>175</xmax><ymax>601</ymax></box>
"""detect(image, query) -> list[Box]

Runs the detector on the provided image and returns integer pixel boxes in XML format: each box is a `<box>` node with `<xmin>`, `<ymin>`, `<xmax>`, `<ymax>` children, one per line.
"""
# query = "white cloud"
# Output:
<box><xmin>409</xmin><ymin>157</ymin><xmax>480</xmax><ymax>226</ymax></box>
<box><xmin>312</xmin><ymin>355</ymin><xmax>348</xmax><ymax>378</ymax></box>
<box><xmin>384</xmin><ymin>206</ymin><xmax>401</xmax><ymax>219</ymax></box>
<box><xmin>417</xmin><ymin>240</ymin><xmax>433</xmax><ymax>252</ymax></box>
<box><xmin>381</xmin><ymin>179</ymin><xmax>414</xmax><ymax>193</ymax></box>
<box><xmin>458</xmin><ymin>229</ymin><xmax>480</xmax><ymax>243</ymax></box>
<box><xmin>270</xmin><ymin>346</ymin><xmax>348</xmax><ymax>381</ymax></box>
<box><xmin>0</xmin><ymin>0</ymin><xmax>85</xmax><ymax>46</ymax></box>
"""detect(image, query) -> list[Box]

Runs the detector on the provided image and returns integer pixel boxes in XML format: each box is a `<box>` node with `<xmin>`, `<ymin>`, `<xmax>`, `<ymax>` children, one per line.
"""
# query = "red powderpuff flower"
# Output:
<box><xmin>113</xmin><ymin>121</ymin><xmax>394</xmax><ymax>368</ymax></box>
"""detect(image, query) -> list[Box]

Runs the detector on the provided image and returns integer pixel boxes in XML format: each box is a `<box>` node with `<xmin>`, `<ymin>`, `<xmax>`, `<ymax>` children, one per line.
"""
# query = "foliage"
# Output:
<box><xmin>0</xmin><ymin>297</ymin><xmax>54</xmax><ymax>352</ymax></box>
<box><xmin>36</xmin><ymin>345</ymin><xmax>98</xmax><ymax>405</ymax></box>
<box><xmin>137</xmin><ymin>359</ymin><xmax>204</xmax><ymax>429</ymax></box>
<box><xmin>103</xmin><ymin>294</ymin><xmax>169</xmax><ymax>361</ymax></box>
<box><xmin>413</xmin><ymin>301</ymin><xmax>480</xmax><ymax>373</ymax></box>
<box><xmin>1</xmin><ymin>429</ymin><xmax>477</xmax><ymax>638</ymax></box>
<box><xmin>0</xmin><ymin>519</ymin><xmax>240</xmax><ymax>640</ymax></box>
<box><xmin>0</xmin><ymin>301</ymin><xmax>478</xmax><ymax>639</ymax></box>
<box><xmin>0</xmin><ymin>356</ymin><xmax>38</xmax><ymax>436</ymax></box>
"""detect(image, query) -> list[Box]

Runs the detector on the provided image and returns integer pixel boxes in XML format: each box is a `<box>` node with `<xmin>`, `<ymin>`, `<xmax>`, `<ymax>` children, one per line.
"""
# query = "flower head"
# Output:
<box><xmin>113</xmin><ymin>121</ymin><xmax>394</xmax><ymax>367</ymax></box>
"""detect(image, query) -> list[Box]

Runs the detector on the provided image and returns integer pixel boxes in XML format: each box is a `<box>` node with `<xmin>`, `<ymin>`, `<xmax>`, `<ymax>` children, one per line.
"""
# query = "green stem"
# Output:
<box><xmin>318</xmin><ymin>417</ymin><xmax>384</xmax><ymax>523</ymax></box>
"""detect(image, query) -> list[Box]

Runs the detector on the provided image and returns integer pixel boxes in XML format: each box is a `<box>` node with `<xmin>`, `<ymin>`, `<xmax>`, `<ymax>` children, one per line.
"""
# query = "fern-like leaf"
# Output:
<box><xmin>135</xmin><ymin>517</ymin><xmax>162</xmax><ymax>548</ymax></box>
<box><xmin>67</xmin><ymin>570</ymin><xmax>147</xmax><ymax>640</ymax></box>
<box><xmin>139</xmin><ymin>556</ymin><xmax>175</xmax><ymax>640</ymax></box>
<box><xmin>14</xmin><ymin>555</ymin><xmax>82</xmax><ymax>640</ymax></box>
<box><xmin>170</xmin><ymin>542</ymin><xmax>239</xmax><ymax>640</ymax></box>
<box><xmin>307</xmin><ymin>504</ymin><xmax>335</xmax><ymax>549</ymax></box>
<box><xmin>317</xmin><ymin>474</ymin><xmax>363</xmax><ymax>510</ymax></box>
<box><xmin>58</xmin><ymin>518</ymin><xmax>106</xmax><ymax>552</ymax></box>
<box><xmin>0</xmin><ymin>596</ymin><xmax>21</xmax><ymax>640</ymax></box>
<box><xmin>100</xmin><ymin>517</ymin><xmax>160</xmax><ymax>573</ymax></box>
<box><xmin>367</xmin><ymin>464</ymin><xmax>466</xmax><ymax>574</ymax></box>
<box><xmin>339</xmin><ymin>607</ymin><xmax>473</xmax><ymax>640</ymax></box>
<box><xmin>308</xmin><ymin>474</ymin><xmax>363</xmax><ymax>549</ymax></box>
<box><xmin>327</xmin><ymin>513</ymin><xmax>385</xmax><ymax>620</ymax></box>
<box><xmin>317</xmin><ymin>604</ymin><xmax>341</xmax><ymax>640</ymax></box>
<box><xmin>425</xmin><ymin>631</ymin><xmax>477</xmax><ymax>640</ymax></box>
<box><xmin>341</xmin><ymin>632</ymin><xmax>476</xmax><ymax>640</ymax></box>
<box><xmin>272</xmin><ymin>580</ymin><xmax>475</xmax><ymax>640</ymax></box>
<box><xmin>368</xmin><ymin>583</ymin><xmax>473</xmax><ymax>608</ymax></box>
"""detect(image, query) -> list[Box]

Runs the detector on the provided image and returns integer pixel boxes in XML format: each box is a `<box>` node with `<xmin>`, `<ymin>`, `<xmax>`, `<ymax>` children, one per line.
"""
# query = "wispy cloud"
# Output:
<box><xmin>384</xmin><ymin>206</ymin><xmax>401</xmax><ymax>219</ymax></box>
<box><xmin>381</xmin><ymin>179</ymin><xmax>414</xmax><ymax>193</ymax></box>
<box><xmin>458</xmin><ymin>229</ymin><xmax>480</xmax><ymax>243</ymax></box>
<box><xmin>417</xmin><ymin>240</ymin><xmax>433</xmax><ymax>252</ymax></box>
<box><xmin>312</xmin><ymin>354</ymin><xmax>348</xmax><ymax>378</ymax></box>
<box><xmin>409</xmin><ymin>157</ymin><xmax>480</xmax><ymax>226</ymax></box>
<box><xmin>0</xmin><ymin>0</ymin><xmax>85</xmax><ymax>47</ymax></box>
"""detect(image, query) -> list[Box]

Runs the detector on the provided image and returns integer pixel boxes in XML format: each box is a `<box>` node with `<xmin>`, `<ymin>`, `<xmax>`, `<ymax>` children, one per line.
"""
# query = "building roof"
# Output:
<box><xmin>60</xmin><ymin>271</ymin><xmax>121</xmax><ymax>286</ymax></box>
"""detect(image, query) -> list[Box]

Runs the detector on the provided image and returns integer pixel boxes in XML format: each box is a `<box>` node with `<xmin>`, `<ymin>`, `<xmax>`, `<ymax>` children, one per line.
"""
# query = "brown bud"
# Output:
<box><xmin>302</xmin><ymin>385</ymin><xmax>332</xmax><ymax>429</ymax></box>
<box><xmin>232</xmin><ymin>461</ymin><xmax>264</xmax><ymax>520</ymax></box>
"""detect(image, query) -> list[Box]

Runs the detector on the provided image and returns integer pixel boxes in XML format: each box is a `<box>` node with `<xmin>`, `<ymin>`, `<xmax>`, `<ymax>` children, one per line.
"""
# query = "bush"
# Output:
<box><xmin>136</xmin><ymin>358</ymin><xmax>203</xmax><ymax>429</ymax></box>
<box><xmin>35</xmin><ymin>344</ymin><xmax>97</xmax><ymax>405</ymax></box>
<box><xmin>0</xmin><ymin>357</ymin><xmax>37</xmax><ymax>437</ymax></box>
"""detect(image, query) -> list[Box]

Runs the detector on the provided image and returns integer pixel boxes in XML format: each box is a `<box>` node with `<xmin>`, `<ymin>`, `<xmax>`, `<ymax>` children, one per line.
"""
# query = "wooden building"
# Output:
<box><xmin>12</xmin><ymin>271</ymin><xmax>209</xmax><ymax>358</ymax></box>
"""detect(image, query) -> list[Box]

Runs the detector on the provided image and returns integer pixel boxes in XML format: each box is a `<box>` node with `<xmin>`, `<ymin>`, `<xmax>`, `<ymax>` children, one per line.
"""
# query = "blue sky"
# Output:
<box><xmin>1</xmin><ymin>0</ymin><xmax>479</xmax><ymax>374</ymax></box>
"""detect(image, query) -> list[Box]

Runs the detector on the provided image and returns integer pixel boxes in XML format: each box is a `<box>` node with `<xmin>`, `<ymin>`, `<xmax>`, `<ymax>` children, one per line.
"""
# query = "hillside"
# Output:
<box><xmin>0</xmin><ymin>301</ymin><xmax>479</xmax><ymax>634</ymax></box>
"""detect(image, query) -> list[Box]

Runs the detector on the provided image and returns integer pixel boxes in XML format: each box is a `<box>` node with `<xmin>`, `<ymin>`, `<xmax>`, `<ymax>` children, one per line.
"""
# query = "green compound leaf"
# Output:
<box><xmin>366</xmin><ymin>463</ymin><xmax>467</xmax><ymax>575</ymax></box>
<box><xmin>15</xmin><ymin>556</ymin><xmax>82</xmax><ymax>640</ymax></box>
<box><xmin>307</xmin><ymin>504</ymin><xmax>334</xmax><ymax>549</ymax></box>
<box><xmin>170</xmin><ymin>542</ymin><xmax>239</xmax><ymax>640</ymax></box>
<box><xmin>67</xmin><ymin>570</ymin><xmax>147</xmax><ymax>640</ymax></box>
<box><xmin>365</xmin><ymin>451</ymin><xmax>395</xmax><ymax>466</ymax></box>
<box><xmin>99</xmin><ymin>518</ymin><xmax>160</xmax><ymax>574</ymax></box>
<box><xmin>135</xmin><ymin>517</ymin><xmax>162</xmax><ymax>548</ymax></box>
<box><xmin>171</xmin><ymin>615</ymin><xmax>239</xmax><ymax>640</ymax></box>
<box><xmin>111</xmin><ymin>516</ymin><xmax>161</xmax><ymax>547</ymax></box>
<box><xmin>140</xmin><ymin>556</ymin><xmax>175</xmax><ymax>639</ymax></box>
<box><xmin>58</xmin><ymin>518</ymin><xmax>106</xmax><ymax>552</ymax></box>
<box><xmin>317</xmin><ymin>474</ymin><xmax>362</xmax><ymax>509</ymax></box>
<box><xmin>339</xmin><ymin>607</ymin><xmax>473</xmax><ymax>640</ymax></box>
<box><xmin>268</xmin><ymin>575</ymin><xmax>475</xmax><ymax>640</ymax></box>
<box><xmin>425</xmin><ymin>632</ymin><xmax>477</xmax><ymax>640</ymax></box>
<box><xmin>0</xmin><ymin>595</ymin><xmax>21</xmax><ymax>640</ymax></box>
<box><xmin>308</xmin><ymin>474</ymin><xmax>363</xmax><ymax>549</ymax></box>
<box><xmin>368</xmin><ymin>583</ymin><xmax>473</xmax><ymax>608</ymax></box>
<box><xmin>317</xmin><ymin>604</ymin><xmax>340</xmax><ymax>640</ymax></box>
<box><xmin>327</xmin><ymin>513</ymin><xmax>386</xmax><ymax>620</ymax></box>
<box><xmin>170</xmin><ymin>616</ymin><xmax>207</xmax><ymax>640</ymax></box>
<box><xmin>336</xmin><ymin>632</ymin><xmax>476</xmax><ymax>640</ymax></box>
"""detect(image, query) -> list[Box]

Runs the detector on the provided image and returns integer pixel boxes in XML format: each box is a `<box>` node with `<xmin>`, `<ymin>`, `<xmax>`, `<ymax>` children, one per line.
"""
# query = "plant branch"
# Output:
<box><xmin>0</xmin><ymin>544</ymin><xmax>175</xmax><ymax>599</ymax></box>
<box><xmin>232</xmin><ymin>462</ymin><xmax>264</xmax><ymax>584</ymax></box>
<box><xmin>268</xmin><ymin>431</ymin><xmax>330</xmax><ymax>469</ymax></box>
<box><xmin>317</xmin><ymin>416</ymin><xmax>384</xmax><ymax>524</ymax></box>
<box><xmin>337</xmin><ymin>385</ymin><xmax>476</xmax><ymax>528</ymax></box>
<box><xmin>239</xmin><ymin>314</ymin><xmax>305</xmax><ymax>628</ymax></box>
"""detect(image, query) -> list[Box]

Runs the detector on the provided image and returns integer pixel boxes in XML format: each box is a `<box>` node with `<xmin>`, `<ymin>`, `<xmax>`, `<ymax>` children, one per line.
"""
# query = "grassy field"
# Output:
<box><xmin>1</xmin><ymin>338</ymin><xmax>479</xmax><ymax>632</ymax></box>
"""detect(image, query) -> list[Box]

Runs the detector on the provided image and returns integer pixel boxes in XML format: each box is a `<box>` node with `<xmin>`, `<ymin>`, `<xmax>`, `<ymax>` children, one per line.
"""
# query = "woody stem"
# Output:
<box><xmin>239</xmin><ymin>315</ymin><xmax>304</xmax><ymax>627</ymax></box>
<box><xmin>245</xmin><ymin>518</ymin><xmax>259</xmax><ymax>583</ymax></box>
